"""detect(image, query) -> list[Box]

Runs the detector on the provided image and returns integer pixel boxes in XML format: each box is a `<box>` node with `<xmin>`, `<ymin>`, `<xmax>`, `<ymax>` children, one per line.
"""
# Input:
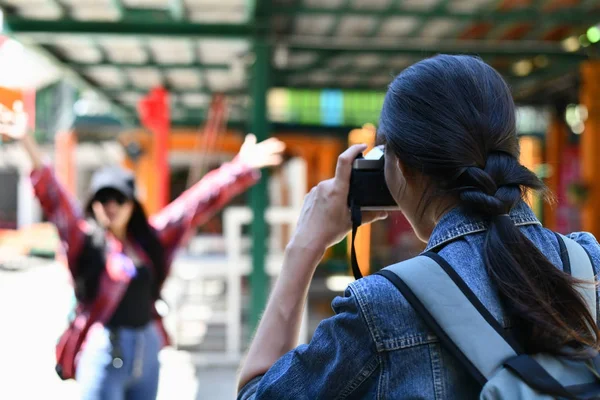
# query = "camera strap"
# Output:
<box><xmin>350</xmin><ymin>202</ymin><xmax>363</xmax><ymax>280</ymax></box>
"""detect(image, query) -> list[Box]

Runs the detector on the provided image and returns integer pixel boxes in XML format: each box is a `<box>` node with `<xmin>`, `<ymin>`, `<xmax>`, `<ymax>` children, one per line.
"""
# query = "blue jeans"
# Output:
<box><xmin>76</xmin><ymin>324</ymin><xmax>160</xmax><ymax>400</ymax></box>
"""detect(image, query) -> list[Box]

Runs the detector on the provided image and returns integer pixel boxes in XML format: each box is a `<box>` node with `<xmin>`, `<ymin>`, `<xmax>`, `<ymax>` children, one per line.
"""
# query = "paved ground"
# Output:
<box><xmin>0</xmin><ymin>260</ymin><xmax>238</xmax><ymax>400</ymax></box>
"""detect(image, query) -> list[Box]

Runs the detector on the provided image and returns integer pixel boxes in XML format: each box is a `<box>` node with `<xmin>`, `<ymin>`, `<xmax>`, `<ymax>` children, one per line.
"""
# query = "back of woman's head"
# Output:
<box><xmin>380</xmin><ymin>54</ymin><xmax>599</xmax><ymax>355</ymax></box>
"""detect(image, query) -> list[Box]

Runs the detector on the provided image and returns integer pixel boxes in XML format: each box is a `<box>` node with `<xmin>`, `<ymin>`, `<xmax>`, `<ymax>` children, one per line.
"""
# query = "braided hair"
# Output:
<box><xmin>379</xmin><ymin>54</ymin><xmax>599</xmax><ymax>355</ymax></box>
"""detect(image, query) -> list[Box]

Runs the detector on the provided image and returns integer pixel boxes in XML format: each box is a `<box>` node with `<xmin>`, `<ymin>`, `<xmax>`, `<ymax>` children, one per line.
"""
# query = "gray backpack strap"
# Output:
<box><xmin>378</xmin><ymin>253</ymin><xmax>521</xmax><ymax>383</ymax></box>
<box><xmin>556</xmin><ymin>234</ymin><xmax>597</xmax><ymax>324</ymax></box>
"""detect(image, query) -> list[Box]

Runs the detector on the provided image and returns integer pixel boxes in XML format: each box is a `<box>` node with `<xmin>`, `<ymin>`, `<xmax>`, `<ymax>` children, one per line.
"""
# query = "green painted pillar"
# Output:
<box><xmin>249</xmin><ymin>38</ymin><xmax>270</xmax><ymax>336</ymax></box>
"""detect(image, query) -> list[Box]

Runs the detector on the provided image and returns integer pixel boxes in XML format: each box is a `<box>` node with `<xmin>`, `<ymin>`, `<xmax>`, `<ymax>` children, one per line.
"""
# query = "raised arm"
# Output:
<box><xmin>10</xmin><ymin>129</ymin><xmax>87</xmax><ymax>273</ymax></box>
<box><xmin>237</xmin><ymin>145</ymin><xmax>387</xmax><ymax>391</ymax></box>
<box><xmin>150</xmin><ymin>134</ymin><xmax>285</xmax><ymax>265</ymax></box>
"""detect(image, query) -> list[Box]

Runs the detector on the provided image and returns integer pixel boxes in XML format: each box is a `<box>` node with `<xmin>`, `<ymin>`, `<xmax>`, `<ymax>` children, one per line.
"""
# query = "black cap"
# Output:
<box><xmin>88</xmin><ymin>166</ymin><xmax>136</xmax><ymax>202</ymax></box>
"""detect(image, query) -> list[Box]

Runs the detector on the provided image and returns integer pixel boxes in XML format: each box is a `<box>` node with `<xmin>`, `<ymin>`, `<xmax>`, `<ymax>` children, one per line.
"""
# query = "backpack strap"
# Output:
<box><xmin>377</xmin><ymin>253</ymin><xmax>521</xmax><ymax>383</ymax></box>
<box><xmin>502</xmin><ymin>354</ymin><xmax>592</xmax><ymax>400</ymax></box>
<box><xmin>378</xmin><ymin>244</ymin><xmax>599</xmax><ymax>399</ymax></box>
<box><xmin>555</xmin><ymin>233</ymin><xmax>597</xmax><ymax>324</ymax></box>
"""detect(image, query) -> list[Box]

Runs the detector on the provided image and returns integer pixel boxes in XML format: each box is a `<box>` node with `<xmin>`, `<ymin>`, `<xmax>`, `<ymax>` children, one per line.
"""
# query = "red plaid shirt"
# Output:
<box><xmin>31</xmin><ymin>157</ymin><xmax>260</xmax><ymax>350</ymax></box>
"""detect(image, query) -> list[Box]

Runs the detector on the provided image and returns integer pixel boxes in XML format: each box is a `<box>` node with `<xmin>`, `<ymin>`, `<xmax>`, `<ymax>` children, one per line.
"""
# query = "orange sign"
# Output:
<box><xmin>348</xmin><ymin>123</ymin><xmax>376</xmax><ymax>151</ymax></box>
<box><xmin>0</xmin><ymin>87</ymin><xmax>28</xmax><ymax>136</ymax></box>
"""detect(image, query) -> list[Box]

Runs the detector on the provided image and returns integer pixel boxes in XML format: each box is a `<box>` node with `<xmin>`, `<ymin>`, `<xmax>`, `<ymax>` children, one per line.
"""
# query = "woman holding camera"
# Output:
<box><xmin>238</xmin><ymin>55</ymin><xmax>600</xmax><ymax>398</ymax></box>
<box><xmin>8</xmin><ymin>127</ymin><xmax>284</xmax><ymax>400</ymax></box>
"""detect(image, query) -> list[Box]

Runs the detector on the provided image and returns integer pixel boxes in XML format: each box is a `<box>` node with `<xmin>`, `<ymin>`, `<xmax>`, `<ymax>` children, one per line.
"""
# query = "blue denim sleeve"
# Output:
<box><xmin>237</xmin><ymin>286</ymin><xmax>380</xmax><ymax>400</ymax></box>
<box><xmin>238</xmin><ymin>375</ymin><xmax>264</xmax><ymax>400</ymax></box>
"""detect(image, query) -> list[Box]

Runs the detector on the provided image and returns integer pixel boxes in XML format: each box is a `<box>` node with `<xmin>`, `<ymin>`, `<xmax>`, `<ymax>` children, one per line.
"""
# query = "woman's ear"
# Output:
<box><xmin>394</xmin><ymin>153</ymin><xmax>417</xmax><ymax>184</ymax></box>
<box><xmin>397</xmin><ymin>157</ymin><xmax>408</xmax><ymax>179</ymax></box>
<box><xmin>384</xmin><ymin>150</ymin><xmax>406</xmax><ymax>205</ymax></box>
<box><xmin>396</xmin><ymin>155</ymin><xmax>427</xmax><ymax>190</ymax></box>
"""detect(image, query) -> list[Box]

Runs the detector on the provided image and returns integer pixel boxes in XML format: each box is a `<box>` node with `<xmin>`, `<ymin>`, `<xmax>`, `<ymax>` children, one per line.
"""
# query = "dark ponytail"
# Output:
<box><xmin>379</xmin><ymin>54</ymin><xmax>600</xmax><ymax>355</ymax></box>
<box><xmin>458</xmin><ymin>153</ymin><xmax>597</xmax><ymax>354</ymax></box>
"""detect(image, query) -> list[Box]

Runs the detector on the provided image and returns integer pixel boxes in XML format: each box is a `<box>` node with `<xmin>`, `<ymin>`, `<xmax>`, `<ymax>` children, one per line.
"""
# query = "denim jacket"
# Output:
<box><xmin>238</xmin><ymin>202</ymin><xmax>600</xmax><ymax>399</ymax></box>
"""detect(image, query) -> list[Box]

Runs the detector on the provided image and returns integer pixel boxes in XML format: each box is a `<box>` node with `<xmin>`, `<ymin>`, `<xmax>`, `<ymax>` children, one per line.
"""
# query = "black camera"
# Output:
<box><xmin>347</xmin><ymin>146</ymin><xmax>398</xmax><ymax>211</ymax></box>
<box><xmin>347</xmin><ymin>146</ymin><xmax>398</xmax><ymax>279</ymax></box>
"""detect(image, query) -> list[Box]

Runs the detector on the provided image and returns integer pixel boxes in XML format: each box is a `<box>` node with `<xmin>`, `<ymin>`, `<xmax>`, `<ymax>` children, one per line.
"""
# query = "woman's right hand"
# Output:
<box><xmin>289</xmin><ymin>144</ymin><xmax>387</xmax><ymax>260</ymax></box>
<box><xmin>4</xmin><ymin>116</ymin><xmax>44</xmax><ymax>169</ymax></box>
<box><xmin>1</xmin><ymin>114</ymin><xmax>29</xmax><ymax>141</ymax></box>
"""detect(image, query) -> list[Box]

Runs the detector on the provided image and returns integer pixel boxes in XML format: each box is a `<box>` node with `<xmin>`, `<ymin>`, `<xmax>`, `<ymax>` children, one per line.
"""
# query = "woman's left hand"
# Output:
<box><xmin>290</xmin><ymin>144</ymin><xmax>388</xmax><ymax>256</ymax></box>
<box><xmin>238</xmin><ymin>134</ymin><xmax>286</xmax><ymax>169</ymax></box>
